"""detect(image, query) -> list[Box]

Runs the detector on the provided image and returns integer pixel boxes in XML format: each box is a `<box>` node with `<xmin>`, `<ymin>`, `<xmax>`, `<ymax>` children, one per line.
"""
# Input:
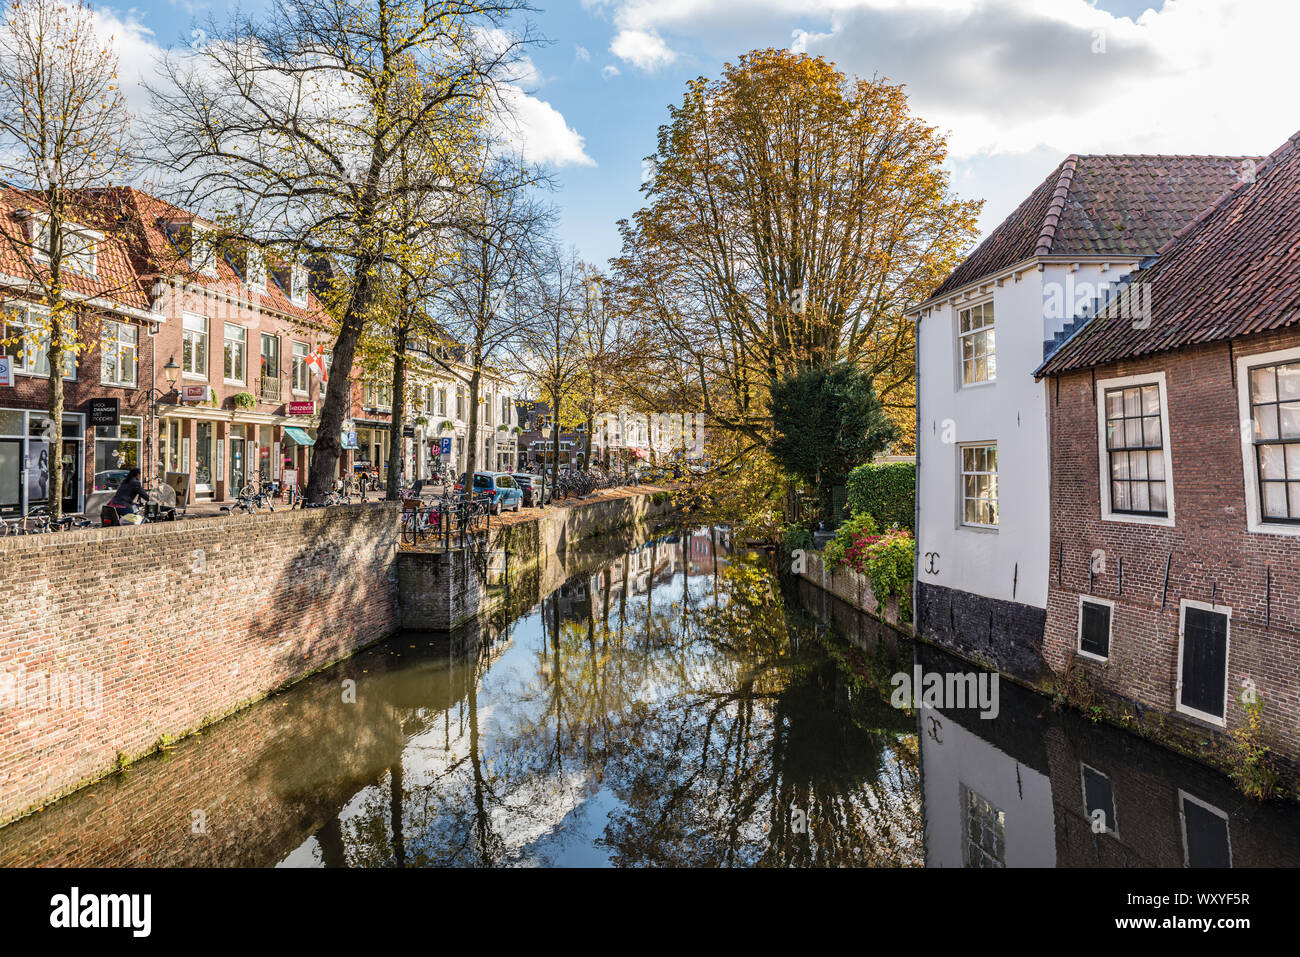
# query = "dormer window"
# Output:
<box><xmin>165</xmin><ymin>219</ymin><xmax>217</xmax><ymax>277</ymax></box>
<box><xmin>190</xmin><ymin>223</ymin><xmax>217</xmax><ymax>277</ymax></box>
<box><xmin>291</xmin><ymin>265</ymin><xmax>308</xmax><ymax>306</ymax></box>
<box><xmin>33</xmin><ymin>218</ymin><xmax>99</xmax><ymax>278</ymax></box>
<box><xmin>245</xmin><ymin>249</ymin><xmax>266</xmax><ymax>291</ymax></box>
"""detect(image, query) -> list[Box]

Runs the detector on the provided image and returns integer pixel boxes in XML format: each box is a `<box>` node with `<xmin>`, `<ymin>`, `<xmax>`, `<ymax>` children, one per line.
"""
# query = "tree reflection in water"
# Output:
<box><xmin>336</xmin><ymin>526</ymin><xmax>921</xmax><ymax>867</ymax></box>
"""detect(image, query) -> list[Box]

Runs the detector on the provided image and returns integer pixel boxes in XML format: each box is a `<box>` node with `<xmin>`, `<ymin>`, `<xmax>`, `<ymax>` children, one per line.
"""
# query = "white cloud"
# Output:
<box><xmin>89</xmin><ymin>8</ymin><xmax>163</xmax><ymax>123</ymax></box>
<box><xmin>494</xmin><ymin>87</ymin><xmax>596</xmax><ymax>168</ymax></box>
<box><xmin>90</xmin><ymin>14</ymin><xmax>592</xmax><ymax>172</ymax></box>
<box><xmin>575</xmin><ymin>44</ymin><xmax>591</xmax><ymax>61</ymax></box>
<box><xmin>602</xmin><ymin>64</ymin><xmax>621</xmax><ymax>78</ymax></box>
<box><xmin>610</xmin><ymin>29</ymin><xmax>677</xmax><ymax>70</ymax></box>
<box><xmin>588</xmin><ymin>0</ymin><xmax>1300</xmax><ymax>233</ymax></box>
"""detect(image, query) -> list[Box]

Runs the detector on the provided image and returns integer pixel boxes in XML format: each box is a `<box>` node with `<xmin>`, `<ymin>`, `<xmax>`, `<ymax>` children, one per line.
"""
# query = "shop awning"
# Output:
<box><xmin>283</xmin><ymin>426</ymin><xmax>315</xmax><ymax>446</ymax></box>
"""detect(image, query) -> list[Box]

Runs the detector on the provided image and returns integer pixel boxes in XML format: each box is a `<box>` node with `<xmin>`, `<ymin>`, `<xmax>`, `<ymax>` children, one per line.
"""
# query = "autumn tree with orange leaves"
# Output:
<box><xmin>614</xmin><ymin>49</ymin><xmax>979</xmax><ymax>483</ymax></box>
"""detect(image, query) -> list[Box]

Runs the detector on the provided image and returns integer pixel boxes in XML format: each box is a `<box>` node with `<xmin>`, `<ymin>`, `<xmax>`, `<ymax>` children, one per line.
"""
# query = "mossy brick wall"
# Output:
<box><xmin>796</xmin><ymin>551</ymin><xmax>909</xmax><ymax>632</ymax></box>
<box><xmin>0</xmin><ymin>504</ymin><xmax>400</xmax><ymax>825</ymax></box>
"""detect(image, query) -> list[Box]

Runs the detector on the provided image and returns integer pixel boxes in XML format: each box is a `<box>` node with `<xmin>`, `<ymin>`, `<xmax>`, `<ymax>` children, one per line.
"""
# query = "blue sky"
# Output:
<box><xmin>99</xmin><ymin>0</ymin><xmax>1300</xmax><ymax>270</ymax></box>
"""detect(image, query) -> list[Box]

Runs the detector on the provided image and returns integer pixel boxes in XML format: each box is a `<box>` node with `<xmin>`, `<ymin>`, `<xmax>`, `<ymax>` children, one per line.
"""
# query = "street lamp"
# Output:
<box><xmin>148</xmin><ymin>356</ymin><xmax>181</xmax><ymax>486</ymax></box>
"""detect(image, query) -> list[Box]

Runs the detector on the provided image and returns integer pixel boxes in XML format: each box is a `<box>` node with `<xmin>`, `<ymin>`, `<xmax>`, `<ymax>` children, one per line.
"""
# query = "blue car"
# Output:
<box><xmin>457</xmin><ymin>471</ymin><xmax>523</xmax><ymax>514</ymax></box>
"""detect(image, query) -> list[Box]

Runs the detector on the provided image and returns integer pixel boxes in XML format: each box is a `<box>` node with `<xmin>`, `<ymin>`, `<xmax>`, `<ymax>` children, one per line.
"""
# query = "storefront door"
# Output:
<box><xmin>0</xmin><ymin>438</ymin><xmax>20</xmax><ymax>517</ymax></box>
<box><xmin>195</xmin><ymin>421</ymin><xmax>214</xmax><ymax>494</ymax></box>
<box><xmin>59</xmin><ymin>439</ymin><xmax>79</xmax><ymax>514</ymax></box>
<box><xmin>231</xmin><ymin>437</ymin><xmax>246</xmax><ymax>493</ymax></box>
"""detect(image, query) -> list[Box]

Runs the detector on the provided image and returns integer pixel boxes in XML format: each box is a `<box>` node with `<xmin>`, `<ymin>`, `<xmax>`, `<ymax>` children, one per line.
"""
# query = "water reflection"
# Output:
<box><xmin>1</xmin><ymin>527</ymin><xmax>1298</xmax><ymax>867</ymax></box>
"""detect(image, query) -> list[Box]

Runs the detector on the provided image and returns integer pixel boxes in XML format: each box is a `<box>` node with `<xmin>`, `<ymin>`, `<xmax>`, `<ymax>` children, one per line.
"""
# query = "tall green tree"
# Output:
<box><xmin>769</xmin><ymin>363</ymin><xmax>897</xmax><ymax>524</ymax></box>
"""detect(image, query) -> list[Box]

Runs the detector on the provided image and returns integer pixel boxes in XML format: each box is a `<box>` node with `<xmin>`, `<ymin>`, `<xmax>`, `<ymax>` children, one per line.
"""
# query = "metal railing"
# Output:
<box><xmin>260</xmin><ymin>375</ymin><xmax>282</xmax><ymax>402</ymax></box>
<box><xmin>400</xmin><ymin>492</ymin><xmax>493</xmax><ymax>549</ymax></box>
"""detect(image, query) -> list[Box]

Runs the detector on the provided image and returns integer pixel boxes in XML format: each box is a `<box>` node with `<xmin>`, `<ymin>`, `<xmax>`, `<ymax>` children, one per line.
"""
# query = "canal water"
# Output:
<box><xmin>1</xmin><ymin>524</ymin><xmax>1298</xmax><ymax>867</ymax></box>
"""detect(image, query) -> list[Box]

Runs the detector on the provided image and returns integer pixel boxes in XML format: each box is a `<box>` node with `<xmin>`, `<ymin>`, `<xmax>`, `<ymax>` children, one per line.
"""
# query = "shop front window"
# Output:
<box><xmin>95</xmin><ymin>416</ymin><xmax>141</xmax><ymax>475</ymax></box>
<box><xmin>22</xmin><ymin>412</ymin><xmax>83</xmax><ymax>512</ymax></box>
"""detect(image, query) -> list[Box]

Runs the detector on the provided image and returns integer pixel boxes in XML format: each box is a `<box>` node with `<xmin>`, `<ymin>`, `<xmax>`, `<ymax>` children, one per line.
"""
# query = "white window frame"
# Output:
<box><xmin>1178</xmin><ymin>789</ymin><xmax>1232</xmax><ymax>868</ymax></box>
<box><xmin>100</xmin><ymin>319</ymin><xmax>139</xmax><ymax>388</ymax></box>
<box><xmin>3</xmin><ymin>304</ymin><xmax>76</xmax><ymax>380</ymax></box>
<box><xmin>245</xmin><ymin>250</ymin><xmax>267</xmax><ymax>291</ymax></box>
<box><xmin>1076</xmin><ymin>595</ymin><xmax>1114</xmax><ymax>663</ymax></box>
<box><xmin>1080</xmin><ymin>762</ymin><xmax>1119</xmax><ymax>837</ymax></box>
<box><xmin>956</xmin><ymin>298</ymin><xmax>996</xmax><ymax>388</ymax></box>
<box><xmin>958</xmin><ymin>441</ymin><xmax>998</xmax><ymax>530</ymax></box>
<box><xmin>191</xmin><ymin>223</ymin><xmax>218</xmax><ymax>278</ymax></box>
<box><xmin>290</xmin><ymin>265</ymin><xmax>308</xmax><ymax>307</ymax></box>
<box><xmin>223</xmin><ymin>322</ymin><xmax>247</xmax><ymax>385</ymax></box>
<box><xmin>1236</xmin><ymin>343</ymin><xmax>1300</xmax><ymax>536</ymax></box>
<box><xmin>1175</xmin><ymin>598</ymin><xmax>1230</xmax><ymax>727</ymax></box>
<box><xmin>182</xmin><ymin>312</ymin><xmax>209</xmax><ymax>381</ymax></box>
<box><xmin>1096</xmin><ymin>372</ymin><xmax>1176</xmax><ymax>527</ymax></box>
<box><xmin>32</xmin><ymin>216</ymin><xmax>101</xmax><ymax>278</ymax></box>
<box><xmin>291</xmin><ymin>341</ymin><xmax>309</xmax><ymax>395</ymax></box>
<box><xmin>364</xmin><ymin>381</ymin><xmax>391</xmax><ymax>411</ymax></box>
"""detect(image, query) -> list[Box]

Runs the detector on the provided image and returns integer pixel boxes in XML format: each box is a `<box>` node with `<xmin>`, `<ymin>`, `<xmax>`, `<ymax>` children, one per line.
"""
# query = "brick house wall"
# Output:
<box><xmin>0</xmin><ymin>504</ymin><xmax>400</xmax><ymax>825</ymax></box>
<box><xmin>1</xmin><ymin>308</ymin><xmax>155</xmax><ymax>513</ymax></box>
<box><xmin>1044</xmin><ymin>326</ymin><xmax>1300</xmax><ymax>768</ymax></box>
<box><xmin>147</xmin><ymin>278</ymin><xmax>332</xmax><ymax>501</ymax></box>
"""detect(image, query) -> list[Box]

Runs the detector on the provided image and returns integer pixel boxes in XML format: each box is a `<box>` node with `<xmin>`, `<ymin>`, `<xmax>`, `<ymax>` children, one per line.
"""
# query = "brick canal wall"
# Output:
<box><xmin>398</xmin><ymin>488</ymin><xmax>677</xmax><ymax>631</ymax></box>
<box><xmin>0</xmin><ymin>504</ymin><xmax>400</xmax><ymax>826</ymax></box>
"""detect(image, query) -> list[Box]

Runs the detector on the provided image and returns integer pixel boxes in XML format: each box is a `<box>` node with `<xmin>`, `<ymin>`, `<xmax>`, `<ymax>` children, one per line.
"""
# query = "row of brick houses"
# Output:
<box><xmin>0</xmin><ymin>184</ymin><xmax>343</xmax><ymax>513</ymax></box>
<box><xmin>0</xmin><ymin>184</ymin><xmax>518</xmax><ymax>515</ymax></box>
<box><xmin>913</xmin><ymin>130</ymin><xmax>1300</xmax><ymax>778</ymax></box>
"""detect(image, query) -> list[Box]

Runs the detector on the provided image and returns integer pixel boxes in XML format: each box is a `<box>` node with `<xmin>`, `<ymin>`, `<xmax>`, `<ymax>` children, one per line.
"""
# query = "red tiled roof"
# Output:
<box><xmin>927</xmin><ymin>154</ymin><xmax>1257</xmax><ymax>301</ymax></box>
<box><xmin>92</xmin><ymin>186</ymin><xmax>330</xmax><ymax>326</ymax></box>
<box><xmin>0</xmin><ymin>186</ymin><xmax>151</xmax><ymax>312</ymax></box>
<box><xmin>1039</xmin><ymin>131</ymin><xmax>1300</xmax><ymax>376</ymax></box>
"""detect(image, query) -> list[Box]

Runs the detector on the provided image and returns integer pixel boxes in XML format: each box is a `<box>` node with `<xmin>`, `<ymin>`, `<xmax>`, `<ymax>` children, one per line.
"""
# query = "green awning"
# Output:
<box><xmin>283</xmin><ymin>426</ymin><xmax>315</xmax><ymax>446</ymax></box>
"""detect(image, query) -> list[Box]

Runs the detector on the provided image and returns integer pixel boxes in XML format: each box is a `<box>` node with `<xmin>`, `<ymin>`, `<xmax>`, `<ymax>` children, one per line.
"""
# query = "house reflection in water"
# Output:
<box><xmin>912</xmin><ymin>642</ymin><xmax>1300</xmax><ymax>867</ymax></box>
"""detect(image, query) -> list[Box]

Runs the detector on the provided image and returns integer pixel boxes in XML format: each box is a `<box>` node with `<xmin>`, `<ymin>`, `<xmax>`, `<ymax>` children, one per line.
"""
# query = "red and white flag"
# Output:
<box><xmin>306</xmin><ymin>348</ymin><xmax>328</xmax><ymax>383</ymax></box>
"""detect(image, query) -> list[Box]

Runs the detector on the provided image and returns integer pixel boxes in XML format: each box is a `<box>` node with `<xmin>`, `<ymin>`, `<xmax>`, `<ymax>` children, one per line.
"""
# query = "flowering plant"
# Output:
<box><xmin>827</xmin><ymin>520</ymin><xmax>915</xmax><ymax>622</ymax></box>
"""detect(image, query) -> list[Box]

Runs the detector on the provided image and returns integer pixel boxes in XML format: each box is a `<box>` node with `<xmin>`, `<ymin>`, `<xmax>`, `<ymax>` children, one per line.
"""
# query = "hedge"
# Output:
<box><xmin>846</xmin><ymin>461</ymin><xmax>915</xmax><ymax>531</ymax></box>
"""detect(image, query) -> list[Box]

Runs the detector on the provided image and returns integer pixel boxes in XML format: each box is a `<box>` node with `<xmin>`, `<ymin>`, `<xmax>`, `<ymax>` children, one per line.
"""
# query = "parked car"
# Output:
<box><xmin>512</xmin><ymin>473</ymin><xmax>548</xmax><ymax>507</ymax></box>
<box><xmin>93</xmin><ymin>469</ymin><xmax>130</xmax><ymax>491</ymax></box>
<box><xmin>454</xmin><ymin>471</ymin><xmax>523</xmax><ymax>514</ymax></box>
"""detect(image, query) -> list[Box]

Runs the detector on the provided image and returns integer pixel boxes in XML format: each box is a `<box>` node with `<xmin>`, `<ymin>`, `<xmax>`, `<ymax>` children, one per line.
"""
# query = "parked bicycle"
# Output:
<box><xmin>0</xmin><ymin>507</ymin><xmax>88</xmax><ymax>534</ymax></box>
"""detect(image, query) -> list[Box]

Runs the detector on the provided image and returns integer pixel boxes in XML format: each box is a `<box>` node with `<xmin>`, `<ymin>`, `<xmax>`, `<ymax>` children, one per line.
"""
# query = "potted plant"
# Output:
<box><xmin>414</xmin><ymin>415</ymin><xmax>430</xmax><ymax>427</ymax></box>
<box><xmin>438</xmin><ymin>420</ymin><xmax>455</xmax><ymax>432</ymax></box>
<box><xmin>232</xmin><ymin>392</ymin><xmax>256</xmax><ymax>410</ymax></box>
